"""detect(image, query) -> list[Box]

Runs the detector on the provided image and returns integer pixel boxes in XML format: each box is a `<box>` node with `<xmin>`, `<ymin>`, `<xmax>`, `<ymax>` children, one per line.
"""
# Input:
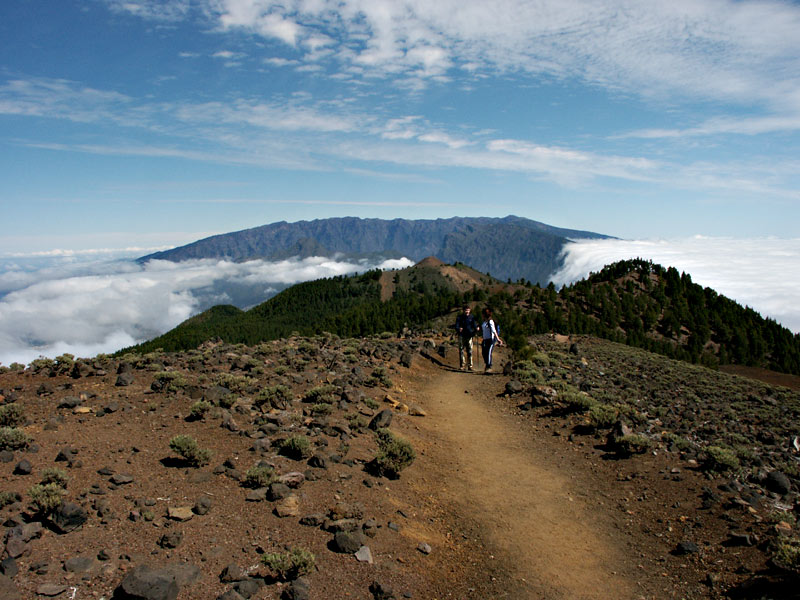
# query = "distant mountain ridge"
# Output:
<box><xmin>139</xmin><ymin>215</ymin><xmax>611</xmax><ymax>285</ymax></box>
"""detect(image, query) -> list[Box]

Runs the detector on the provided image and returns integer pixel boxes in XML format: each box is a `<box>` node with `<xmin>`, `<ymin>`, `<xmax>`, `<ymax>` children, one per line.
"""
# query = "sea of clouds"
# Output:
<box><xmin>552</xmin><ymin>237</ymin><xmax>800</xmax><ymax>334</ymax></box>
<box><xmin>0</xmin><ymin>253</ymin><xmax>413</xmax><ymax>366</ymax></box>
<box><xmin>2</xmin><ymin>237</ymin><xmax>799</xmax><ymax>367</ymax></box>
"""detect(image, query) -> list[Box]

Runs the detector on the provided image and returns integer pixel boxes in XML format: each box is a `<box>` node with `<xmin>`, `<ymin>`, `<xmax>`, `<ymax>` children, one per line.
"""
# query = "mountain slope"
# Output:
<box><xmin>119</xmin><ymin>257</ymin><xmax>800</xmax><ymax>377</ymax></box>
<box><xmin>138</xmin><ymin>215</ymin><xmax>610</xmax><ymax>285</ymax></box>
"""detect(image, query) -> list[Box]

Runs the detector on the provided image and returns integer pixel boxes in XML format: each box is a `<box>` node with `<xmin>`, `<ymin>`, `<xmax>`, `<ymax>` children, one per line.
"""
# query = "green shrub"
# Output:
<box><xmin>214</xmin><ymin>373</ymin><xmax>255</xmax><ymax>393</ymax></box>
<box><xmin>261</xmin><ymin>547</ymin><xmax>315</xmax><ymax>581</ymax></box>
<box><xmin>310</xmin><ymin>403</ymin><xmax>333</xmax><ymax>416</ymax></box>
<box><xmin>372</xmin><ymin>428</ymin><xmax>416</xmax><ymax>479</ymax></box>
<box><xmin>616</xmin><ymin>434</ymin><xmax>652</xmax><ymax>456</ymax></box>
<box><xmin>703</xmin><ymin>445</ymin><xmax>740</xmax><ymax>472</ymax></box>
<box><xmin>346</xmin><ymin>414</ymin><xmax>367</xmax><ymax>433</ymax></box>
<box><xmin>0</xmin><ymin>404</ymin><xmax>25</xmax><ymax>427</ymax></box>
<box><xmin>189</xmin><ymin>401</ymin><xmax>212</xmax><ymax>420</ymax></box>
<box><xmin>0</xmin><ymin>426</ymin><xmax>30</xmax><ymax>450</ymax></box>
<box><xmin>29</xmin><ymin>357</ymin><xmax>55</xmax><ymax>373</ymax></box>
<box><xmin>0</xmin><ymin>491</ymin><xmax>21</xmax><ymax>508</ymax></box>
<box><xmin>151</xmin><ymin>371</ymin><xmax>188</xmax><ymax>394</ymax></box>
<box><xmin>772</xmin><ymin>537</ymin><xmax>800</xmax><ymax>573</ymax></box>
<box><xmin>302</xmin><ymin>384</ymin><xmax>337</xmax><ymax>404</ymax></box>
<box><xmin>365</xmin><ymin>366</ymin><xmax>392</xmax><ymax>388</ymax></box>
<box><xmin>54</xmin><ymin>353</ymin><xmax>75</xmax><ymax>374</ymax></box>
<box><xmin>662</xmin><ymin>432</ymin><xmax>692</xmax><ymax>452</ymax></box>
<box><xmin>28</xmin><ymin>483</ymin><xmax>66</xmax><ymax>514</ymax></box>
<box><xmin>363</xmin><ymin>397</ymin><xmax>379</xmax><ymax>410</ymax></box>
<box><xmin>169</xmin><ymin>434</ymin><xmax>212</xmax><ymax>467</ymax></box>
<box><xmin>243</xmin><ymin>464</ymin><xmax>277</xmax><ymax>489</ymax></box>
<box><xmin>8</xmin><ymin>362</ymin><xmax>24</xmax><ymax>372</ymax></box>
<box><xmin>562</xmin><ymin>391</ymin><xmax>597</xmax><ymax>413</ymax></box>
<box><xmin>588</xmin><ymin>404</ymin><xmax>618</xmax><ymax>430</ymax></box>
<box><xmin>40</xmin><ymin>467</ymin><xmax>69</xmax><ymax>488</ymax></box>
<box><xmin>279</xmin><ymin>435</ymin><xmax>312</xmax><ymax>460</ymax></box>
<box><xmin>255</xmin><ymin>385</ymin><xmax>293</xmax><ymax>409</ymax></box>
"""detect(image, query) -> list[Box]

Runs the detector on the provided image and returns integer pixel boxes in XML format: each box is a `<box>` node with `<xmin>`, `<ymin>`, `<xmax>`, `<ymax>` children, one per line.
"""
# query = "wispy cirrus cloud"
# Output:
<box><xmin>140</xmin><ymin>0</ymin><xmax>800</xmax><ymax>110</ymax></box>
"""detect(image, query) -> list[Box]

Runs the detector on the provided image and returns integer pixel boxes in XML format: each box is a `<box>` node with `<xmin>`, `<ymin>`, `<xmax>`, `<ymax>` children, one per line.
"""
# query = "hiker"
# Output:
<box><xmin>454</xmin><ymin>304</ymin><xmax>478</xmax><ymax>370</ymax></box>
<box><xmin>480</xmin><ymin>307</ymin><xmax>504</xmax><ymax>373</ymax></box>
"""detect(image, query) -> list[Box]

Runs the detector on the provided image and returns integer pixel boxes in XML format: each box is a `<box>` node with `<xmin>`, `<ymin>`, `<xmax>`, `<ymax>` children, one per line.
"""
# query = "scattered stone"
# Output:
<box><xmin>58</xmin><ymin>396</ymin><xmax>82</xmax><ymax>409</ymax></box>
<box><xmin>407</xmin><ymin>404</ymin><xmax>426</xmax><ymax>417</ymax></box>
<box><xmin>12</xmin><ymin>459</ymin><xmax>31</xmax><ymax>475</ymax></box>
<box><xmin>300</xmin><ymin>513</ymin><xmax>326</xmax><ymax>527</ymax></box>
<box><xmin>55</xmin><ymin>447</ymin><xmax>78</xmax><ymax>463</ymax></box>
<box><xmin>219</xmin><ymin>563</ymin><xmax>247</xmax><ymax>583</ymax></box>
<box><xmin>278</xmin><ymin>472</ymin><xmax>305</xmax><ymax>488</ymax></box>
<box><xmin>674</xmin><ymin>540</ymin><xmax>699</xmax><ymax>555</ymax></box>
<box><xmin>36</xmin><ymin>583</ymin><xmax>67</xmax><ymax>597</ymax></box>
<box><xmin>233</xmin><ymin>578</ymin><xmax>261</xmax><ymax>599</ymax></box>
<box><xmin>274</xmin><ymin>495</ymin><xmax>300</xmax><ymax>518</ymax></box>
<box><xmin>765</xmin><ymin>471</ymin><xmax>792</xmax><ymax>495</ymax></box>
<box><xmin>0</xmin><ymin>574</ymin><xmax>21</xmax><ymax>600</ymax></box>
<box><xmin>417</xmin><ymin>542</ymin><xmax>432</xmax><ymax>555</ymax></box>
<box><xmin>368</xmin><ymin>409</ymin><xmax>393</xmax><ymax>431</ymax></box>
<box><xmin>0</xmin><ymin>557</ymin><xmax>19</xmax><ymax>578</ymax></box>
<box><xmin>267</xmin><ymin>483</ymin><xmax>292</xmax><ymax>501</ymax></box>
<box><xmin>369</xmin><ymin>581</ymin><xmax>395</xmax><ymax>600</ymax></box>
<box><xmin>281</xmin><ymin>577</ymin><xmax>310</xmax><ymax>600</ymax></box>
<box><xmin>193</xmin><ymin>496</ymin><xmax>212</xmax><ymax>515</ymax></box>
<box><xmin>355</xmin><ymin>546</ymin><xmax>374</xmax><ymax>564</ymax></box>
<box><xmin>186</xmin><ymin>471</ymin><xmax>211</xmax><ymax>484</ymax></box>
<box><xmin>166</xmin><ymin>507</ymin><xmax>194</xmax><ymax>522</ymax></box>
<box><xmin>332</xmin><ymin>531</ymin><xmax>366</xmax><ymax>554</ymax></box>
<box><xmin>4</xmin><ymin>538</ymin><xmax>29</xmax><ymax>559</ymax></box>
<box><xmin>0</xmin><ymin>450</ymin><xmax>14</xmax><ymax>463</ymax></box>
<box><xmin>245</xmin><ymin>489</ymin><xmax>267</xmax><ymax>502</ymax></box>
<box><xmin>217</xmin><ymin>590</ymin><xmax>245</xmax><ymax>600</ymax></box>
<box><xmin>158</xmin><ymin>531</ymin><xmax>183</xmax><ymax>549</ymax></box>
<box><xmin>114</xmin><ymin>564</ymin><xmax>179</xmax><ymax>600</ymax></box>
<box><xmin>50</xmin><ymin>502</ymin><xmax>88</xmax><ymax>534</ymax></box>
<box><xmin>111</xmin><ymin>473</ymin><xmax>134</xmax><ymax>485</ymax></box>
<box><xmin>504</xmin><ymin>380</ymin><xmax>524</xmax><ymax>395</ymax></box>
<box><xmin>308</xmin><ymin>453</ymin><xmax>328</xmax><ymax>469</ymax></box>
<box><xmin>116</xmin><ymin>373</ymin><xmax>135</xmax><ymax>387</ymax></box>
<box><xmin>64</xmin><ymin>556</ymin><xmax>97</xmax><ymax>573</ymax></box>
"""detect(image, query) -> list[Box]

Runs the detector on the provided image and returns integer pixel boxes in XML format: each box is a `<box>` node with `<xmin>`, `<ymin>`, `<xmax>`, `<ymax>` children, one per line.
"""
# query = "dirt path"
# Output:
<box><xmin>406</xmin><ymin>355</ymin><xmax>640</xmax><ymax>599</ymax></box>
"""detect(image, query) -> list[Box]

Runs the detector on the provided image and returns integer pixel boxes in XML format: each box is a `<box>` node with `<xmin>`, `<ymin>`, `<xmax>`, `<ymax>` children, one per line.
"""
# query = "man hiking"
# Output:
<box><xmin>455</xmin><ymin>304</ymin><xmax>478</xmax><ymax>371</ymax></box>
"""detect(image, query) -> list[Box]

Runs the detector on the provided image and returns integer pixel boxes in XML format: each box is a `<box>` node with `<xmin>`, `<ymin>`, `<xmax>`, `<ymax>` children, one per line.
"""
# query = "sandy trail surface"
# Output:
<box><xmin>406</xmin><ymin>353</ymin><xmax>639</xmax><ymax>599</ymax></box>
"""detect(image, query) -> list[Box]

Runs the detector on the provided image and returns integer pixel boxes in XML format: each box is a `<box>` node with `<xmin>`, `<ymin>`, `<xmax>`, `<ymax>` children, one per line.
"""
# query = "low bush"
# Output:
<box><xmin>151</xmin><ymin>371</ymin><xmax>188</xmax><ymax>394</ymax></box>
<box><xmin>302</xmin><ymin>384</ymin><xmax>338</xmax><ymax>404</ymax></box>
<box><xmin>255</xmin><ymin>385</ymin><xmax>293</xmax><ymax>410</ymax></box>
<box><xmin>371</xmin><ymin>428</ymin><xmax>416</xmax><ymax>479</ymax></box>
<box><xmin>0</xmin><ymin>491</ymin><xmax>21</xmax><ymax>508</ymax></box>
<box><xmin>40</xmin><ymin>467</ymin><xmax>69</xmax><ymax>488</ymax></box>
<box><xmin>588</xmin><ymin>404</ymin><xmax>618</xmax><ymax>430</ymax></box>
<box><xmin>189</xmin><ymin>401</ymin><xmax>211</xmax><ymax>420</ymax></box>
<box><xmin>214</xmin><ymin>373</ymin><xmax>255</xmax><ymax>393</ymax></box>
<box><xmin>243</xmin><ymin>464</ymin><xmax>277</xmax><ymax>488</ymax></box>
<box><xmin>261</xmin><ymin>547</ymin><xmax>315</xmax><ymax>581</ymax></box>
<box><xmin>169</xmin><ymin>434</ymin><xmax>212</xmax><ymax>467</ymax></box>
<box><xmin>772</xmin><ymin>537</ymin><xmax>800</xmax><ymax>573</ymax></box>
<box><xmin>0</xmin><ymin>426</ymin><xmax>30</xmax><ymax>450</ymax></box>
<box><xmin>28</xmin><ymin>483</ymin><xmax>66</xmax><ymax>515</ymax></box>
<box><xmin>615</xmin><ymin>434</ymin><xmax>652</xmax><ymax>456</ymax></box>
<box><xmin>703</xmin><ymin>445</ymin><xmax>740</xmax><ymax>473</ymax></box>
<box><xmin>561</xmin><ymin>391</ymin><xmax>597</xmax><ymax>413</ymax></box>
<box><xmin>279</xmin><ymin>435</ymin><xmax>312</xmax><ymax>460</ymax></box>
<box><xmin>0</xmin><ymin>403</ymin><xmax>25</xmax><ymax>427</ymax></box>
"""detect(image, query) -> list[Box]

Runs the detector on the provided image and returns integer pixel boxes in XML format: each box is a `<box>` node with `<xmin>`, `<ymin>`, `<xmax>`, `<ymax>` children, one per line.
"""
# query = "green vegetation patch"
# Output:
<box><xmin>261</xmin><ymin>547</ymin><xmax>315</xmax><ymax>581</ymax></box>
<box><xmin>371</xmin><ymin>428</ymin><xmax>416</xmax><ymax>479</ymax></box>
<box><xmin>169</xmin><ymin>434</ymin><xmax>212</xmax><ymax>467</ymax></box>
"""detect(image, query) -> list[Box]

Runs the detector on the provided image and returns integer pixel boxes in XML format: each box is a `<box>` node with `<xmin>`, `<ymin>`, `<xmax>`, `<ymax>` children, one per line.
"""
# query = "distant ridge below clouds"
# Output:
<box><xmin>554</xmin><ymin>237</ymin><xmax>800</xmax><ymax>334</ymax></box>
<box><xmin>139</xmin><ymin>215</ymin><xmax>612</xmax><ymax>287</ymax></box>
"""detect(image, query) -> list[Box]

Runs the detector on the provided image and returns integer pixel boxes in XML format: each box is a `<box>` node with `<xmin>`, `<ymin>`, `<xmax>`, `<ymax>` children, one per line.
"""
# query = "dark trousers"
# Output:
<box><xmin>481</xmin><ymin>338</ymin><xmax>495</xmax><ymax>368</ymax></box>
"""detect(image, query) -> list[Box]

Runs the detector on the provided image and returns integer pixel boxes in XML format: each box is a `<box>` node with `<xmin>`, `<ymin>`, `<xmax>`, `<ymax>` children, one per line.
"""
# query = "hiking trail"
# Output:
<box><xmin>406</xmin><ymin>354</ymin><xmax>641</xmax><ymax>599</ymax></box>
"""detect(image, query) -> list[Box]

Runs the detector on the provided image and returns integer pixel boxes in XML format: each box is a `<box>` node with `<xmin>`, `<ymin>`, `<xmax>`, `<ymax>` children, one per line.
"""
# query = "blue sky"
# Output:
<box><xmin>3</xmin><ymin>0</ymin><xmax>800</xmax><ymax>363</ymax></box>
<box><xmin>2</xmin><ymin>0</ymin><xmax>800</xmax><ymax>254</ymax></box>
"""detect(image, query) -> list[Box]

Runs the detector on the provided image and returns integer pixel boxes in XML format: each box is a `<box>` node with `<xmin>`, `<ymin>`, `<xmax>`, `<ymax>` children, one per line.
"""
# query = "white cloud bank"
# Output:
<box><xmin>552</xmin><ymin>237</ymin><xmax>800</xmax><ymax>334</ymax></box>
<box><xmin>0</xmin><ymin>255</ymin><xmax>413</xmax><ymax>366</ymax></box>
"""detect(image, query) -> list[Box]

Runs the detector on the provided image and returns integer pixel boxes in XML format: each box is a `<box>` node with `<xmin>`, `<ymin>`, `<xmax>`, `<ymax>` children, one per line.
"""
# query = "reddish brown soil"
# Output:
<box><xmin>0</xmin><ymin>337</ymin><xmax>794</xmax><ymax>599</ymax></box>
